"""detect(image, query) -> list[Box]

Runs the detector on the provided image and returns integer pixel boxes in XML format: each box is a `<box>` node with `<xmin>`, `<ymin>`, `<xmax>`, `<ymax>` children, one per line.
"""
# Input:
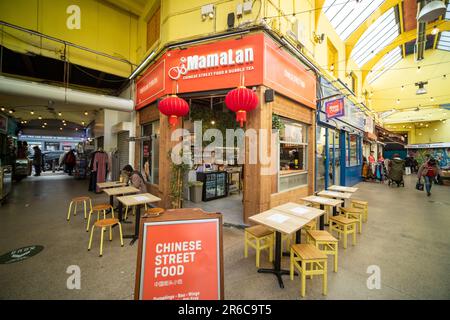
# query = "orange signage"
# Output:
<box><xmin>135</xmin><ymin>32</ymin><xmax>316</xmax><ymax>109</ymax></box>
<box><xmin>264</xmin><ymin>39</ymin><xmax>316</xmax><ymax>108</ymax></box>
<box><xmin>137</xmin><ymin>219</ymin><xmax>221</xmax><ymax>300</ymax></box>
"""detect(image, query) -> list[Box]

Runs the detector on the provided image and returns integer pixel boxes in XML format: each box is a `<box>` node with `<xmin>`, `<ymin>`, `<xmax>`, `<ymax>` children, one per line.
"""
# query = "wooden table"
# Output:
<box><xmin>103</xmin><ymin>186</ymin><xmax>139</xmax><ymax>209</ymax></box>
<box><xmin>117</xmin><ymin>193</ymin><xmax>161</xmax><ymax>245</ymax></box>
<box><xmin>317</xmin><ymin>190</ymin><xmax>352</xmax><ymax>211</ymax></box>
<box><xmin>97</xmin><ymin>181</ymin><xmax>127</xmax><ymax>189</ymax></box>
<box><xmin>250</xmin><ymin>208</ymin><xmax>311</xmax><ymax>289</ymax></box>
<box><xmin>328</xmin><ymin>185</ymin><xmax>358</xmax><ymax>193</ymax></box>
<box><xmin>301</xmin><ymin>196</ymin><xmax>343</xmax><ymax>229</ymax></box>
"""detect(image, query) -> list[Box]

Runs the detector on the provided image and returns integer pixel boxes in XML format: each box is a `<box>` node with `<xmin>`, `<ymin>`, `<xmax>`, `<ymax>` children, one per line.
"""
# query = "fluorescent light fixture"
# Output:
<box><xmin>418</xmin><ymin>1</ymin><xmax>446</xmax><ymax>22</ymax></box>
<box><xmin>129</xmin><ymin>51</ymin><xmax>156</xmax><ymax>80</ymax></box>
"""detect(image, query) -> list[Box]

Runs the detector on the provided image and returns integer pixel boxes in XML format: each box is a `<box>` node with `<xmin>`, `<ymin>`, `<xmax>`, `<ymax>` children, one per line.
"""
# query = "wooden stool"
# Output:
<box><xmin>67</xmin><ymin>196</ymin><xmax>92</xmax><ymax>221</ymax></box>
<box><xmin>329</xmin><ymin>216</ymin><xmax>357</xmax><ymax>249</ymax></box>
<box><xmin>143</xmin><ymin>207</ymin><xmax>164</xmax><ymax>217</ymax></box>
<box><xmin>351</xmin><ymin>200</ymin><xmax>368</xmax><ymax>222</ymax></box>
<box><xmin>244</xmin><ymin>225</ymin><xmax>274</xmax><ymax>268</ymax></box>
<box><xmin>290</xmin><ymin>244</ymin><xmax>328</xmax><ymax>297</ymax></box>
<box><xmin>86</xmin><ymin>204</ymin><xmax>114</xmax><ymax>232</ymax></box>
<box><xmin>306</xmin><ymin>230</ymin><xmax>338</xmax><ymax>272</ymax></box>
<box><xmin>124</xmin><ymin>203</ymin><xmax>148</xmax><ymax>220</ymax></box>
<box><xmin>340</xmin><ymin>207</ymin><xmax>364</xmax><ymax>234</ymax></box>
<box><xmin>88</xmin><ymin>218</ymin><xmax>123</xmax><ymax>256</ymax></box>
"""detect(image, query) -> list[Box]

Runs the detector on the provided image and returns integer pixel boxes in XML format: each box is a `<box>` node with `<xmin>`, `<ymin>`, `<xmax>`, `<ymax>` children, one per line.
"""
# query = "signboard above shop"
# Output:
<box><xmin>136</xmin><ymin>32</ymin><xmax>316</xmax><ymax>110</ymax></box>
<box><xmin>325</xmin><ymin>98</ymin><xmax>344</xmax><ymax>119</ymax></box>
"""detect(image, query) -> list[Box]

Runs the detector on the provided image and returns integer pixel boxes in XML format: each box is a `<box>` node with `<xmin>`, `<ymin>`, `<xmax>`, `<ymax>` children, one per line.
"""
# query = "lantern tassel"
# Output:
<box><xmin>236</xmin><ymin>110</ymin><xmax>246</xmax><ymax>127</ymax></box>
<box><xmin>169</xmin><ymin>115</ymin><xmax>178</xmax><ymax>127</ymax></box>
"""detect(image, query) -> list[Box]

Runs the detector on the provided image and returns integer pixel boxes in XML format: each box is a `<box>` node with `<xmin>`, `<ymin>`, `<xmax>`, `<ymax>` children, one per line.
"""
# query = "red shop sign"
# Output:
<box><xmin>135</xmin><ymin>209</ymin><xmax>223</xmax><ymax>300</ymax></box>
<box><xmin>325</xmin><ymin>98</ymin><xmax>345</xmax><ymax>119</ymax></box>
<box><xmin>135</xmin><ymin>33</ymin><xmax>316</xmax><ymax>110</ymax></box>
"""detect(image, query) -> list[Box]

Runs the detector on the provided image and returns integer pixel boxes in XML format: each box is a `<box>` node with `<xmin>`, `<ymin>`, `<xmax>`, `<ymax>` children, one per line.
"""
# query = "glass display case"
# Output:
<box><xmin>196</xmin><ymin>171</ymin><xmax>228</xmax><ymax>201</ymax></box>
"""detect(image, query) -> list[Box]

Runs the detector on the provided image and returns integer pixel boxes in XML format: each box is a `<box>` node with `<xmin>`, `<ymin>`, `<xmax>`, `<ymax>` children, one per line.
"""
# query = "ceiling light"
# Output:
<box><xmin>417</xmin><ymin>1</ymin><xmax>446</xmax><ymax>22</ymax></box>
<box><xmin>396</xmin><ymin>99</ymin><xmax>400</xmax><ymax>104</ymax></box>
<box><xmin>63</xmin><ymin>123</ymin><xmax>67</xmax><ymax>126</ymax></box>
<box><xmin>0</xmin><ymin>107</ymin><xmax>5</xmax><ymax>111</ymax></box>
<box><xmin>426</xmin><ymin>124</ymin><xmax>429</xmax><ymax>127</ymax></box>
<box><xmin>431</xmin><ymin>26</ymin><xmax>439</xmax><ymax>35</ymax></box>
<box><xmin>44</xmin><ymin>122</ymin><xmax>47</xmax><ymax>125</ymax></box>
<box><xmin>60</xmin><ymin>127</ymin><xmax>63</xmax><ymax>130</ymax></box>
<box><xmin>38</xmin><ymin>116</ymin><xmax>42</xmax><ymax>120</ymax></box>
<box><xmin>415</xmin><ymin>81</ymin><xmax>428</xmax><ymax>95</ymax></box>
<box><xmin>8</xmin><ymin>109</ymin><xmax>14</xmax><ymax>114</ymax></box>
<box><xmin>58</xmin><ymin>112</ymin><xmax>62</xmax><ymax>116</ymax></box>
<box><xmin>30</xmin><ymin>111</ymin><xmax>35</xmax><ymax>115</ymax></box>
<box><xmin>82</xmin><ymin>121</ymin><xmax>85</xmax><ymax>125</ymax></box>
<box><xmin>434</xmin><ymin>128</ymin><xmax>438</xmax><ymax>131</ymax></box>
<box><xmin>84</xmin><ymin>111</ymin><xmax>88</xmax><ymax>116</ymax></box>
<box><xmin>211</xmin><ymin>120</ymin><xmax>215</xmax><ymax>125</ymax></box>
<box><xmin>23</xmin><ymin>120</ymin><xmax>27</xmax><ymax>124</ymax></box>
<box><xmin>75</xmin><ymin>128</ymin><xmax>78</xmax><ymax>131</ymax></box>
<box><xmin>420</xmin><ymin>123</ymin><xmax>423</xmax><ymax>126</ymax></box>
<box><xmin>42</xmin><ymin>125</ymin><xmax>45</xmax><ymax>128</ymax></box>
<box><xmin>430</xmin><ymin>97</ymin><xmax>434</xmax><ymax>102</ymax></box>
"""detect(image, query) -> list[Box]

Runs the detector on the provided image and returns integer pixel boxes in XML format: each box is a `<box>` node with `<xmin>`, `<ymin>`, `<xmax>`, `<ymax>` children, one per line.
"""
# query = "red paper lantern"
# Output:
<box><xmin>225</xmin><ymin>86</ymin><xmax>258</xmax><ymax>127</ymax></box>
<box><xmin>158</xmin><ymin>95</ymin><xmax>190</xmax><ymax>127</ymax></box>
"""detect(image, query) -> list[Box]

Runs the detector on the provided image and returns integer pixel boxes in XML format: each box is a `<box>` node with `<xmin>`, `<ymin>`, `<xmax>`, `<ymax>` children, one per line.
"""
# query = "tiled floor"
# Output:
<box><xmin>0</xmin><ymin>174</ymin><xmax>449</xmax><ymax>299</ymax></box>
<box><xmin>184</xmin><ymin>193</ymin><xmax>244</xmax><ymax>226</ymax></box>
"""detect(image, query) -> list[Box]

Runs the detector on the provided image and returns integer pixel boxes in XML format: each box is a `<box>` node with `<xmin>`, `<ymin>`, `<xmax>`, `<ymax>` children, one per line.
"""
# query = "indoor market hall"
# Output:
<box><xmin>1</xmin><ymin>0</ymin><xmax>450</xmax><ymax>302</ymax></box>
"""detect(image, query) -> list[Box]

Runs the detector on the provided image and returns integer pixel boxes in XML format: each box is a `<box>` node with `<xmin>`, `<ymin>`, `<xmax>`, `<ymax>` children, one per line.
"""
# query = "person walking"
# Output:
<box><xmin>64</xmin><ymin>149</ymin><xmax>77</xmax><ymax>176</ymax></box>
<box><xmin>32</xmin><ymin>146</ymin><xmax>42</xmax><ymax>176</ymax></box>
<box><xmin>418</xmin><ymin>157</ymin><xmax>440</xmax><ymax>196</ymax></box>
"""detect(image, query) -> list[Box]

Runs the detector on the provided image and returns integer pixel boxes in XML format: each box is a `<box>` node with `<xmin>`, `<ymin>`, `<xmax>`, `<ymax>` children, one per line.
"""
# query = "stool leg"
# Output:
<box><xmin>359</xmin><ymin>218</ymin><xmax>362</xmax><ymax>234</ymax></box>
<box><xmin>343</xmin><ymin>226</ymin><xmax>348</xmax><ymax>249</ymax></box>
<box><xmin>103</xmin><ymin>210</ymin><xmax>106</xmax><ymax>220</ymax></box>
<box><xmin>269</xmin><ymin>235</ymin><xmax>273</xmax><ymax>262</ymax></box>
<box><xmin>89</xmin><ymin>199</ymin><xmax>93</xmax><ymax>213</ymax></box>
<box><xmin>74</xmin><ymin>202</ymin><xmax>77</xmax><ymax>216</ymax></box>
<box><xmin>100</xmin><ymin>227</ymin><xmax>105</xmax><ymax>256</ymax></box>
<box><xmin>244</xmin><ymin>232</ymin><xmax>248</xmax><ymax>258</ymax></box>
<box><xmin>67</xmin><ymin>202</ymin><xmax>73</xmax><ymax>221</ymax></box>
<box><xmin>124</xmin><ymin>206</ymin><xmax>129</xmax><ymax>221</ymax></box>
<box><xmin>352</xmin><ymin>225</ymin><xmax>357</xmax><ymax>246</ymax></box>
<box><xmin>118</xmin><ymin>223</ymin><xmax>124</xmax><ymax>246</ymax></box>
<box><xmin>109</xmin><ymin>226</ymin><xmax>113</xmax><ymax>241</ymax></box>
<box><xmin>88</xmin><ymin>225</ymin><xmax>95</xmax><ymax>250</ymax></box>
<box><xmin>255</xmin><ymin>239</ymin><xmax>260</xmax><ymax>268</ymax></box>
<box><xmin>86</xmin><ymin>211</ymin><xmax>92</xmax><ymax>232</ymax></box>
<box><xmin>301</xmin><ymin>262</ymin><xmax>306</xmax><ymax>297</ymax></box>
<box><xmin>111</xmin><ymin>207</ymin><xmax>115</xmax><ymax>219</ymax></box>
<box><xmin>290</xmin><ymin>250</ymin><xmax>294</xmax><ymax>281</ymax></box>
<box><xmin>83</xmin><ymin>201</ymin><xmax>87</xmax><ymax>219</ymax></box>
<box><xmin>323</xmin><ymin>260</ymin><xmax>328</xmax><ymax>295</ymax></box>
<box><xmin>334</xmin><ymin>244</ymin><xmax>338</xmax><ymax>272</ymax></box>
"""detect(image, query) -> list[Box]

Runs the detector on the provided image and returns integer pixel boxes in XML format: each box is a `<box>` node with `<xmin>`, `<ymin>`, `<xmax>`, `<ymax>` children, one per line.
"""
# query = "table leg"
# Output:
<box><xmin>110</xmin><ymin>195</ymin><xmax>114</xmax><ymax>208</ymax></box>
<box><xmin>295</xmin><ymin>230</ymin><xmax>301</xmax><ymax>244</ymax></box>
<box><xmin>123</xmin><ymin>204</ymin><xmax>141</xmax><ymax>245</ymax></box>
<box><xmin>257</xmin><ymin>231</ymin><xmax>295</xmax><ymax>288</ymax></box>
<box><xmin>319</xmin><ymin>204</ymin><xmax>325</xmax><ymax>230</ymax></box>
<box><xmin>333</xmin><ymin>205</ymin><xmax>338</xmax><ymax>216</ymax></box>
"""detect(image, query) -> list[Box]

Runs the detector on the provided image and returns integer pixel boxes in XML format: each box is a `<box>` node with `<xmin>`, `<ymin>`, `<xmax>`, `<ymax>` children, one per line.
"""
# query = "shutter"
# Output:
<box><xmin>117</xmin><ymin>131</ymin><xmax>130</xmax><ymax>171</ymax></box>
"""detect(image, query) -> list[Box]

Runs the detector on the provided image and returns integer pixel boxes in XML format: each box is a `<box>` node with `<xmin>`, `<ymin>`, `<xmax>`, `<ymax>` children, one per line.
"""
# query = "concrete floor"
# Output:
<box><xmin>0</xmin><ymin>173</ymin><xmax>449</xmax><ymax>299</ymax></box>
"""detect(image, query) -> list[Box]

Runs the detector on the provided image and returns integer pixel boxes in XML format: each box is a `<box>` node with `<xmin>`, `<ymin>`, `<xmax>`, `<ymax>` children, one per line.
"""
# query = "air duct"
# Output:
<box><xmin>0</xmin><ymin>76</ymin><xmax>134</xmax><ymax>111</ymax></box>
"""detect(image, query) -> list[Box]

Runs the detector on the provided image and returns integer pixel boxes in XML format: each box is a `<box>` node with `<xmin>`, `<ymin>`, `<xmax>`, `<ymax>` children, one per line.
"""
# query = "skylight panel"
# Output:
<box><xmin>367</xmin><ymin>47</ymin><xmax>402</xmax><ymax>84</ymax></box>
<box><xmin>350</xmin><ymin>7</ymin><xmax>400</xmax><ymax>67</ymax></box>
<box><xmin>324</xmin><ymin>0</ymin><xmax>385</xmax><ymax>40</ymax></box>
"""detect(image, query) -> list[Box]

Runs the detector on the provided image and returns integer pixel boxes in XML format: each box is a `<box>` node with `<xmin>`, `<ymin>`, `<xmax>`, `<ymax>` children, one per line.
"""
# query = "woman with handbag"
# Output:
<box><xmin>417</xmin><ymin>158</ymin><xmax>440</xmax><ymax>196</ymax></box>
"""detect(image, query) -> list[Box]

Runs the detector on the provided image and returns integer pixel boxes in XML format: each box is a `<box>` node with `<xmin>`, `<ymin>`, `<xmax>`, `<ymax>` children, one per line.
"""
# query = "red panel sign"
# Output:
<box><xmin>135</xmin><ymin>33</ymin><xmax>317</xmax><ymax>109</ymax></box>
<box><xmin>263</xmin><ymin>39</ymin><xmax>316</xmax><ymax>108</ymax></box>
<box><xmin>165</xmin><ymin>33</ymin><xmax>264</xmax><ymax>95</ymax></box>
<box><xmin>138</xmin><ymin>219</ymin><xmax>220</xmax><ymax>300</ymax></box>
<box><xmin>136</xmin><ymin>59</ymin><xmax>166</xmax><ymax>108</ymax></box>
<box><xmin>325</xmin><ymin>98</ymin><xmax>345</xmax><ymax>119</ymax></box>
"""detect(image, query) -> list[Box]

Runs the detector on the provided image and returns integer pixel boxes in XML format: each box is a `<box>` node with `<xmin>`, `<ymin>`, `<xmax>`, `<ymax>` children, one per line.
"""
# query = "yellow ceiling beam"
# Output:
<box><xmin>315</xmin><ymin>0</ymin><xmax>326</xmax><ymax>28</ymax></box>
<box><xmin>102</xmin><ymin>0</ymin><xmax>145</xmax><ymax>17</ymax></box>
<box><xmin>361</xmin><ymin>20</ymin><xmax>450</xmax><ymax>83</ymax></box>
<box><xmin>345</xmin><ymin>0</ymin><xmax>402</xmax><ymax>60</ymax></box>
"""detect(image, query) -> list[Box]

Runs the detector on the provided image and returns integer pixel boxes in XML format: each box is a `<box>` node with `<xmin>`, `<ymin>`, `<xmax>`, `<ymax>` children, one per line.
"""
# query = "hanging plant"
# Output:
<box><xmin>272</xmin><ymin>113</ymin><xmax>285</xmax><ymax>131</ymax></box>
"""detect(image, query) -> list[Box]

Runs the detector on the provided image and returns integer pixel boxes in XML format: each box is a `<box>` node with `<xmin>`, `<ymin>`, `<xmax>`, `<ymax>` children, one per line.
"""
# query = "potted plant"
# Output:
<box><xmin>188</xmin><ymin>181</ymin><xmax>203</xmax><ymax>203</ymax></box>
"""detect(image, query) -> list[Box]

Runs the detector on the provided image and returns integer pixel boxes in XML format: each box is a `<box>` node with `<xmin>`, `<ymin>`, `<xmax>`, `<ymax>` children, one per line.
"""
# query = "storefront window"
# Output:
<box><xmin>348</xmin><ymin>133</ymin><xmax>360</xmax><ymax>166</ymax></box>
<box><xmin>141</xmin><ymin>121</ymin><xmax>160</xmax><ymax>184</ymax></box>
<box><xmin>278</xmin><ymin>118</ymin><xmax>308</xmax><ymax>192</ymax></box>
<box><xmin>316</xmin><ymin>126</ymin><xmax>326</xmax><ymax>191</ymax></box>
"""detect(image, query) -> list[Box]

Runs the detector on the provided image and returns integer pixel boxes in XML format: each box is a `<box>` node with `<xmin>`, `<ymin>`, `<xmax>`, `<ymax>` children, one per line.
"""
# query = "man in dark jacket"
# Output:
<box><xmin>32</xmin><ymin>146</ymin><xmax>42</xmax><ymax>176</ymax></box>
